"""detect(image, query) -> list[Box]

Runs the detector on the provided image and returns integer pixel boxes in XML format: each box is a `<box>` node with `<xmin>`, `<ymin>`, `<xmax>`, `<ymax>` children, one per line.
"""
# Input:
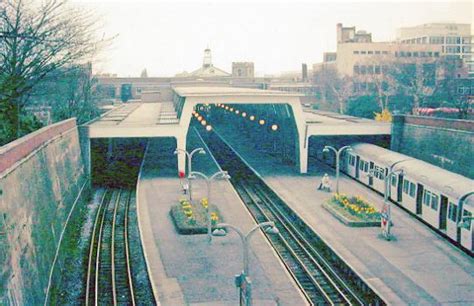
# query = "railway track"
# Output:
<box><xmin>200</xmin><ymin>127</ymin><xmax>385</xmax><ymax>305</ymax></box>
<box><xmin>84</xmin><ymin>189</ymin><xmax>137</xmax><ymax>305</ymax></box>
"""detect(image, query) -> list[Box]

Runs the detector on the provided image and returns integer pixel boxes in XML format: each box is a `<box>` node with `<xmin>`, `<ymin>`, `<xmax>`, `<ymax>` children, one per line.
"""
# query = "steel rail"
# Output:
<box><xmin>124</xmin><ymin>191</ymin><xmax>137</xmax><ymax>306</ymax></box>
<box><xmin>237</xmin><ymin>181</ymin><xmax>339</xmax><ymax>305</ymax></box>
<box><xmin>252</xmin><ymin>182</ymin><xmax>364</xmax><ymax>305</ymax></box>
<box><xmin>85</xmin><ymin>189</ymin><xmax>109</xmax><ymax>306</ymax></box>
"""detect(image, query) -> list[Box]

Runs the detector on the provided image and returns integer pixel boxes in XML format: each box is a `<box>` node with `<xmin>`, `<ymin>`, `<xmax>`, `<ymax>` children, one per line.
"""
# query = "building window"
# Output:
<box><xmin>353</xmin><ymin>65</ymin><xmax>360</xmax><ymax>74</ymax></box>
<box><xmin>462</xmin><ymin>37</ymin><xmax>471</xmax><ymax>44</ymax></box>
<box><xmin>375</xmin><ymin>51</ymin><xmax>381</xmax><ymax>54</ymax></box>
<box><xmin>360</xmin><ymin>65</ymin><xmax>367</xmax><ymax>75</ymax></box>
<box><xmin>368</xmin><ymin>51</ymin><xmax>373</xmax><ymax>54</ymax></box>
<box><xmin>427</xmin><ymin>51</ymin><xmax>433</xmax><ymax>57</ymax></box>
<box><xmin>353</xmin><ymin>51</ymin><xmax>360</xmax><ymax>54</ymax></box>
<box><xmin>429</xmin><ymin>36</ymin><xmax>444</xmax><ymax>44</ymax></box>
<box><xmin>434</xmin><ymin>52</ymin><xmax>440</xmax><ymax>57</ymax></box>
<box><xmin>462</xmin><ymin>46</ymin><xmax>471</xmax><ymax>53</ymax></box>
<box><xmin>448</xmin><ymin>202</ymin><xmax>458</xmax><ymax>222</ymax></box>
<box><xmin>413</xmin><ymin>52</ymin><xmax>419</xmax><ymax>57</ymax></box>
<box><xmin>446</xmin><ymin>46</ymin><xmax>461</xmax><ymax>53</ymax></box>
<box><xmin>374</xmin><ymin>66</ymin><xmax>381</xmax><ymax>74</ymax></box>
<box><xmin>446</xmin><ymin>36</ymin><xmax>457</xmax><ymax>44</ymax></box>
<box><xmin>382</xmin><ymin>51</ymin><xmax>389</xmax><ymax>54</ymax></box>
<box><xmin>420</xmin><ymin>51</ymin><xmax>426</xmax><ymax>57</ymax></box>
<box><xmin>361</xmin><ymin>51</ymin><xmax>367</xmax><ymax>54</ymax></box>
<box><xmin>406</xmin><ymin>52</ymin><xmax>412</xmax><ymax>57</ymax></box>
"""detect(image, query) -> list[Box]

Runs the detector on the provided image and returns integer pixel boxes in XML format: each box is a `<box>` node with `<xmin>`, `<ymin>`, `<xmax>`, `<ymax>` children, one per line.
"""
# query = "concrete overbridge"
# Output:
<box><xmin>83</xmin><ymin>86</ymin><xmax>391</xmax><ymax>175</ymax></box>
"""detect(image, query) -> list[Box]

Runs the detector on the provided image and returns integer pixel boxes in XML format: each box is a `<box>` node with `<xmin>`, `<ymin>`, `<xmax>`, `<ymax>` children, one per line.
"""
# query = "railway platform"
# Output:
<box><xmin>136</xmin><ymin>130</ymin><xmax>307</xmax><ymax>305</ymax></box>
<box><xmin>213</xmin><ymin>127</ymin><xmax>474</xmax><ymax>305</ymax></box>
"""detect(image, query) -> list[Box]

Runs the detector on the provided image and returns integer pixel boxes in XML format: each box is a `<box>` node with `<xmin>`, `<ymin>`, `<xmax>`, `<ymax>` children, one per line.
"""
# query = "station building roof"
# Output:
<box><xmin>173</xmin><ymin>86</ymin><xmax>303</xmax><ymax>98</ymax></box>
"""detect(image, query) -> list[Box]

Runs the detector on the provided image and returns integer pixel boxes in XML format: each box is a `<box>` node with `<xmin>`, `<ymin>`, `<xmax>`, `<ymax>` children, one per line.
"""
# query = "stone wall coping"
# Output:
<box><xmin>394</xmin><ymin>115</ymin><xmax>474</xmax><ymax>132</ymax></box>
<box><xmin>0</xmin><ymin>118</ymin><xmax>77</xmax><ymax>174</ymax></box>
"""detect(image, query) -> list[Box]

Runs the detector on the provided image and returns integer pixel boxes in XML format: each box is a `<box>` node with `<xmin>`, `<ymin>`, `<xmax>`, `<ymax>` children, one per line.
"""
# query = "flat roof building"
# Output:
<box><xmin>396</xmin><ymin>23</ymin><xmax>473</xmax><ymax>78</ymax></box>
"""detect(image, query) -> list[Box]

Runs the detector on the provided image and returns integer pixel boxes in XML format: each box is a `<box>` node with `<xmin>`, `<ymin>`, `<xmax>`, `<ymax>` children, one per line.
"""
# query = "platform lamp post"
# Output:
<box><xmin>212</xmin><ymin>222</ymin><xmax>279</xmax><ymax>306</ymax></box>
<box><xmin>188</xmin><ymin>170</ymin><xmax>231</xmax><ymax>242</ymax></box>
<box><xmin>322</xmin><ymin>145</ymin><xmax>352</xmax><ymax>194</ymax></box>
<box><xmin>174</xmin><ymin>148</ymin><xmax>206</xmax><ymax>201</ymax></box>
<box><xmin>369</xmin><ymin>159</ymin><xmax>411</xmax><ymax>241</ymax></box>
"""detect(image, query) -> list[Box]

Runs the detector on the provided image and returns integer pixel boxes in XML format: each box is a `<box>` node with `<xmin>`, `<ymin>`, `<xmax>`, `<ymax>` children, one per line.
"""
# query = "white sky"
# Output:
<box><xmin>74</xmin><ymin>0</ymin><xmax>473</xmax><ymax>77</ymax></box>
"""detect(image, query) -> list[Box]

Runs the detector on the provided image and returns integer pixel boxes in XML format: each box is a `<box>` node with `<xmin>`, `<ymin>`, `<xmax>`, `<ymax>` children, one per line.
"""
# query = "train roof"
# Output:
<box><xmin>350</xmin><ymin>143</ymin><xmax>474</xmax><ymax>200</ymax></box>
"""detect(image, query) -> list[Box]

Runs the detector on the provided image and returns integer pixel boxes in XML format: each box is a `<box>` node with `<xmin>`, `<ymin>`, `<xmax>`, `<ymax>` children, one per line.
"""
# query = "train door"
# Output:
<box><xmin>397</xmin><ymin>173</ymin><xmax>403</xmax><ymax>202</ymax></box>
<box><xmin>368</xmin><ymin>162</ymin><xmax>374</xmax><ymax>187</ymax></box>
<box><xmin>416</xmin><ymin>183</ymin><xmax>424</xmax><ymax>215</ymax></box>
<box><xmin>439</xmin><ymin>195</ymin><xmax>448</xmax><ymax>230</ymax></box>
<box><xmin>355</xmin><ymin>156</ymin><xmax>360</xmax><ymax>179</ymax></box>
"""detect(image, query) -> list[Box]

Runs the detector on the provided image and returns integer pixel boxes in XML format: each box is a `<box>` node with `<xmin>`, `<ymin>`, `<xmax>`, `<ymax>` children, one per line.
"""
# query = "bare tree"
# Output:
<box><xmin>388</xmin><ymin>61</ymin><xmax>438</xmax><ymax>114</ymax></box>
<box><xmin>46</xmin><ymin>64</ymin><xmax>101</xmax><ymax>124</ymax></box>
<box><xmin>0</xmin><ymin>0</ymin><xmax>106</xmax><ymax>144</ymax></box>
<box><xmin>435</xmin><ymin>56</ymin><xmax>472</xmax><ymax>119</ymax></box>
<box><xmin>313</xmin><ymin>65</ymin><xmax>354</xmax><ymax>113</ymax></box>
<box><xmin>355</xmin><ymin>58</ymin><xmax>397</xmax><ymax>111</ymax></box>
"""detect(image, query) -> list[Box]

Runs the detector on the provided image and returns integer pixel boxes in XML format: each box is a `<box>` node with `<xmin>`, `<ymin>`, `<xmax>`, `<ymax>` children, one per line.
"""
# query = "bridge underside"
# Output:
<box><xmin>84</xmin><ymin>87</ymin><xmax>391</xmax><ymax>177</ymax></box>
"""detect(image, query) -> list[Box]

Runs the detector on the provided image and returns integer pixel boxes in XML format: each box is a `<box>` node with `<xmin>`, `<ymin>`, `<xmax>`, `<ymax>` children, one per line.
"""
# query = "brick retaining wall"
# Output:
<box><xmin>0</xmin><ymin>118</ymin><xmax>77</xmax><ymax>174</ymax></box>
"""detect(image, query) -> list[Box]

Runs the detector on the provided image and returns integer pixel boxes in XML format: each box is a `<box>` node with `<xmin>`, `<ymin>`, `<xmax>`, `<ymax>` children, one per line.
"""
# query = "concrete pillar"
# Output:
<box><xmin>78</xmin><ymin>126</ymin><xmax>91</xmax><ymax>178</ymax></box>
<box><xmin>299</xmin><ymin>136</ymin><xmax>308</xmax><ymax>173</ymax></box>
<box><xmin>176</xmin><ymin>135</ymin><xmax>186</xmax><ymax>175</ymax></box>
<box><xmin>115</xmin><ymin>85</ymin><xmax>121</xmax><ymax>98</ymax></box>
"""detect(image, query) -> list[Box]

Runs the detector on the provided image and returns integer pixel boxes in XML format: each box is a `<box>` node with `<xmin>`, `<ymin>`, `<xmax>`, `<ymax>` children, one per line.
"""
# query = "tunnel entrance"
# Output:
<box><xmin>194</xmin><ymin>103</ymin><xmax>300</xmax><ymax>169</ymax></box>
<box><xmin>91</xmin><ymin>138</ymin><xmax>147</xmax><ymax>187</ymax></box>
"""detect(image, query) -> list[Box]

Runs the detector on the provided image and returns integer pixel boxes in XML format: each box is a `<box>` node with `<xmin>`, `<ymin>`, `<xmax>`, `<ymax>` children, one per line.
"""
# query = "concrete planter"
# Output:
<box><xmin>323</xmin><ymin>202</ymin><xmax>381</xmax><ymax>227</ymax></box>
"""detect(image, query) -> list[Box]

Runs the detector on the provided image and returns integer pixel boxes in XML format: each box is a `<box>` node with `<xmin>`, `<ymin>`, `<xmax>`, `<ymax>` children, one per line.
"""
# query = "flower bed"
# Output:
<box><xmin>170</xmin><ymin>197</ymin><xmax>223</xmax><ymax>235</ymax></box>
<box><xmin>323</xmin><ymin>194</ymin><xmax>381</xmax><ymax>227</ymax></box>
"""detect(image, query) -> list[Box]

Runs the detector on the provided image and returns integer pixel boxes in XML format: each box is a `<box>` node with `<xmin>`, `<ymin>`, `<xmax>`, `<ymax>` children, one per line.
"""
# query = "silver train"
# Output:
<box><xmin>339</xmin><ymin>143</ymin><xmax>473</xmax><ymax>254</ymax></box>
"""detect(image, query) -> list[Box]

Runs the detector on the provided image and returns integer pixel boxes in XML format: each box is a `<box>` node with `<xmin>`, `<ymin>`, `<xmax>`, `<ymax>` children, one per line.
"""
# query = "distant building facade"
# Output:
<box><xmin>396</xmin><ymin>23</ymin><xmax>473</xmax><ymax>78</ymax></box>
<box><xmin>321</xmin><ymin>23</ymin><xmax>444</xmax><ymax>77</ymax></box>
<box><xmin>175</xmin><ymin>48</ymin><xmax>231</xmax><ymax>78</ymax></box>
<box><xmin>232</xmin><ymin>62</ymin><xmax>254</xmax><ymax>78</ymax></box>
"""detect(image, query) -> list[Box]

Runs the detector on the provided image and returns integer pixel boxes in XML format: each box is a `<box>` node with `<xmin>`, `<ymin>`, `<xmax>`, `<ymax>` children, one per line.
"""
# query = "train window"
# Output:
<box><xmin>462</xmin><ymin>210</ymin><xmax>472</xmax><ymax>228</ymax></box>
<box><xmin>364</xmin><ymin>162</ymin><xmax>369</xmax><ymax>173</ymax></box>
<box><xmin>431</xmin><ymin>194</ymin><xmax>439</xmax><ymax>210</ymax></box>
<box><xmin>409</xmin><ymin>182</ymin><xmax>416</xmax><ymax>198</ymax></box>
<box><xmin>403</xmin><ymin>179</ymin><xmax>409</xmax><ymax>194</ymax></box>
<box><xmin>349</xmin><ymin>155</ymin><xmax>355</xmax><ymax>166</ymax></box>
<box><xmin>448</xmin><ymin>202</ymin><xmax>458</xmax><ymax>221</ymax></box>
<box><xmin>359</xmin><ymin>160</ymin><xmax>364</xmax><ymax>171</ymax></box>
<box><xmin>391</xmin><ymin>175</ymin><xmax>397</xmax><ymax>187</ymax></box>
<box><xmin>423</xmin><ymin>190</ymin><xmax>432</xmax><ymax>206</ymax></box>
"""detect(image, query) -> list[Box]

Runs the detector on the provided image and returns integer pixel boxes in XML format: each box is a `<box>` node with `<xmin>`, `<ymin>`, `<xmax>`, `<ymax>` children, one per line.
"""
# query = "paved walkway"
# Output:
<box><xmin>213</xmin><ymin>126</ymin><xmax>474</xmax><ymax>305</ymax></box>
<box><xmin>137</xmin><ymin>131</ymin><xmax>307</xmax><ymax>306</ymax></box>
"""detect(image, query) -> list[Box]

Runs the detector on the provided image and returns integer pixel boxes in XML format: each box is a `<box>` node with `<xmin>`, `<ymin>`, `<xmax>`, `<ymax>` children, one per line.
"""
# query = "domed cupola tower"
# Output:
<box><xmin>203</xmin><ymin>47</ymin><xmax>212</xmax><ymax>68</ymax></box>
